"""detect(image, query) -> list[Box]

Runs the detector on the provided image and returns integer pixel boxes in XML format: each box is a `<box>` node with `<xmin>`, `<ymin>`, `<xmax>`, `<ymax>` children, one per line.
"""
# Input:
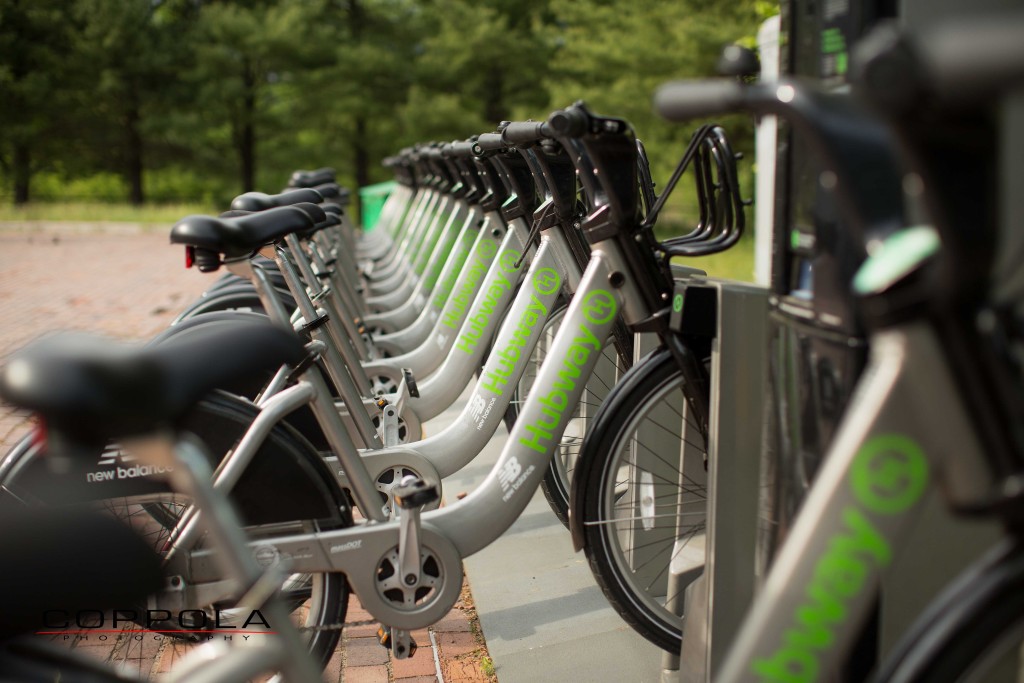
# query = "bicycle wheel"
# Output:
<box><xmin>503</xmin><ymin>301</ymin><xmax>626</xmax><ymax>527</ymax></box>
<box><xmin>875</xmin><ymin>539</ymin><xmax>1024</xmax><ymax>683</ymax></box>
<box><xmin>152</xmin><ymin>312</ymin><xmax>330</xmax><ymax>451</ymax></box>
<box><xmin>574</xmin><ymin>346</ymin><xmax>709</xmax><ymax>654</ymax></box>
<box><xmin>171</xmin><ymin>285</ymin><xmax>297</xmax><ymax>324</ymax></box>
<box><xmin>0</xmin><ymin>390</ymin><xmax>351</xmax><ymax>674</ymax></box>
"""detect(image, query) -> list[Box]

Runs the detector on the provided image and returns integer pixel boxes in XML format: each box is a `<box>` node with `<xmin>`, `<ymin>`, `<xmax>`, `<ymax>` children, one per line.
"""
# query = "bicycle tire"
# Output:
<box><xmin>502</xmin><ymin>300</ymin><xmax>625</xmax><ymax>528</ymax></box>
<box><xmin>573</xmin><ymin>346</ymin><xmax>709</xmax><ymax>654</ymax></box>
<box><xmin>874</xmin><ymin>539</ymin><xmax>1024</xmax><ymax>683</ymax></box>
<box><xmin>0</xmin><ymin>390</ymin><xmax>352</xmax><ymax>672</ymax></box>
<box><xmin>171</xmin><ymin>285</ymin><xmax>297</xmax><ymax>324</ymax></box>
<box><xmin>152</xmin><ymin>312</ymin><xmax>330</xmax><ymax>451</ymax></box>
<box><xmin>0</xmin><ymin>638</ymin><xmax>140</xmax><ymax>683</ymax></box>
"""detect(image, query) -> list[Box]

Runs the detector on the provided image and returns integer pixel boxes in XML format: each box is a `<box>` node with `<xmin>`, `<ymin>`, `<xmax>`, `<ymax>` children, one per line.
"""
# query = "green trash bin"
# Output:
<box><xmin>359</xmin><ymin>181</ymin><xmax>397</xmax><ymax>232</ymax></box>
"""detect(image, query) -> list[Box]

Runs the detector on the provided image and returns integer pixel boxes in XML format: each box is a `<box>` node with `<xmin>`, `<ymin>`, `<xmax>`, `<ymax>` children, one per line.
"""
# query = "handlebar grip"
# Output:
<box><xmin>472</xmin><ymin>133</ymin><xmax>506</xmax><ymax>155</ymax></box>
<box><xmin>653</xmin><ymin>80</ymin><xmax>745</xmax><ymax>121</ymax></box>
<box><xmin>446</xmin><ymin>141</ymin><xmax>476</xmax><ymax>158</ymax></box>
<box><xmin>501</xmin><ymin>121</ymin><xmax>551</xmax><ymax>144</ymax></box>
<box><xmin>546</xmin><ymin>107</ymin><xmax>589</xmax><ymax>137</ymax></box>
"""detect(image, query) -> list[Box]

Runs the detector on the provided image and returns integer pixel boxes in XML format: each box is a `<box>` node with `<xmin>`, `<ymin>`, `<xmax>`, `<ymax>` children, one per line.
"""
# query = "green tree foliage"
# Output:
<box><xmin>184</xmin><ymin>1</ymin><xmax>320</xmax><ymax>193</ymax></box>
<box><xmin>70</xmin><ymin>0</ymin><xmax>192</xmax><ymax>204</ymax></box>
<box><xmin>279</xmin><ymin>0</ymin><xmax>426</xmax><ymax>195</ymax></box>
<box><xmin>542</xmin><ymin>0</ymin><xmax>763</xmax><ymax>186</ymax></box>
<box><xmin>0</xmin><ymin>0</ymin><xmax>79</xmax><ymax>203</ymax></box>
<box><xmin>0</xmin><ymin>0</ymin><xmax>774</xmax><ymax>209</ymax></box>
<box><xmin>413</xmin><ymin>0</ymin><xmax>554</xmax><ymax>126</ymax></box>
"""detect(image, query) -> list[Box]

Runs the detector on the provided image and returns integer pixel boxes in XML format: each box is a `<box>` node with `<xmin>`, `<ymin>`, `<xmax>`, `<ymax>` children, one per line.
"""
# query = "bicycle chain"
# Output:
<box><xmin>297</xmin><ymin>617</ymin><xmax>380</xmax><ymax>633</ymax></box>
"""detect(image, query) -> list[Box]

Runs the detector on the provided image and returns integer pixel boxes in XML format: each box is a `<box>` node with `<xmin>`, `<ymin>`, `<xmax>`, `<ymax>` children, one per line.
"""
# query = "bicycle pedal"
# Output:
<box><xmin>396</xmin><ymin>637</ymin><xmax>418</xmax><ymax>659</ymax></box>
<box><xmin>393</xmin><ymin>477</ymin><xmax>438</xmax><ymax>509</ymax></box>
<box><xmin>376</xmin><ymin>626</ymin><xmax>418</xmax><ymax>658</ymax></box>
<box><xmin>402</xmin><ymin>367</ymin><xmax>420</xmax><ymax>397</ymax></box>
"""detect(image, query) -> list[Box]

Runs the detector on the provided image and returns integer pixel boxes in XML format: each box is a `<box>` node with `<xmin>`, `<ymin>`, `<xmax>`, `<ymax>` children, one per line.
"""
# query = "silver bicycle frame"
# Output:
<box><xmin>370</xmin><ymin>207</ymin><xmax>482</xmax><ymax>352</ymax></box>
<box><xmin>373</xmin><ymin>223</ymin><xmax>583</xmax><ymax>476</ymax></box>
<box><xmin>127</xmin><ymin>435</ymin><xmax>324</xmax><ymax>683</ymax></box>
<box><xmin>404</xmin><ymin>217</ymin><xmax>532</xmax><ymax>419</ymax></box>
<box><xmin>363</xmin><ymin>202</ymin><xmax>471</xmax><ymax>333</ymax></box>
<box><xmin>362</xmin><ymin>211</ymin><xmax>508</xmax><ymax>380</ymax></box>
<box><xmin>365</xmin><ymin>193</ymin><xmax>453</xmax><ymax>306</ymax></box>
<box><xmin>714</xmin><ymin>322</ymin><xmax>995</xmax><ymax>682</ymax></box>
<box><xmin>177</xmin><ymin>236</ymin><xmax>654</xmax><ymax>632</ymax></box>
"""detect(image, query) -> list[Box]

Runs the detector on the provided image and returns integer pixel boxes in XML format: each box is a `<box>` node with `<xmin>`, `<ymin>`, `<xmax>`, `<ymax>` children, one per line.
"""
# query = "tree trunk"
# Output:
<box><xmin>239</xmin><ymin>61</ymin><xmax>256</xmax><ymax>192</ymax></box>
<box><xmin>353</xmin><ymin>115</ymin><xmax>369</xmax><ymax>222</ymax></box>
<box><xmin>344</xmin><ymin>0</ymin><xmax>368</xmax><ymax>221</ymax></box>
<box><xmin>13</xmin><ymin>142</ymin><xmax>30</xmax><ymax>205</ymax></box>
<box><xmin>125</xmin><ymin>87</ymin><xmax>145</xmax><ymax>205</ymax></box>
<box><xmin>483</xmin><ymin>65</ymin><xmax>507</xmax><ymax>126</ymax></box>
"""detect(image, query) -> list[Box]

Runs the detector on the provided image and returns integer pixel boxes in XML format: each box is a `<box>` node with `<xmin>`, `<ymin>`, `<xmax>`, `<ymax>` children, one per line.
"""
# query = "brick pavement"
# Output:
<box><xmin>0</xmin><ymin>224</ymin><xmax>496</xmax><ymax>683</ymax></box>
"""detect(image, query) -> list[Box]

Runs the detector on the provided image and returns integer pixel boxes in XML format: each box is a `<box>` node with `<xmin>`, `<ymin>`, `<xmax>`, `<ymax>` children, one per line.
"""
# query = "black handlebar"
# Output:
<box><xmin>547</xmin><ymin>107</ymin><xmax>589</xmax><ymax>137</ymax></box>
<box><xmin>445</xmin><ymin>141</ymin><xmax>476</xmax><ymax>158</ymax></box>
<box><xmin>472</xmin><ymin>133</ymin><xmax>506</xmax><ymax>155</ymax></box>
<box><xmin>501</xmin><ymin>121</ymin><xmax>552</xmax><ymax>145</ymax></box>
<box><xmin>653</xmin><ymin>80</ymin><xmax>745</xmax><ymax>122</ymax></box>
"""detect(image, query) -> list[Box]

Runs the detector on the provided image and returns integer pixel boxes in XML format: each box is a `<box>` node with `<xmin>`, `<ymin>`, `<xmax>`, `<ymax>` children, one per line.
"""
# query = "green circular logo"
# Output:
<box><xmin>850</xmin><ymin>434</ymin><xmax>929</xmax><ymax>515</ymax></box>
<box><xmin>532</xmin><ymin>268</ymin><xmax>561</xmax><ymax>296</ymax></box>
<box><xmin>477</xmin><ymin>240</ymin><xmax>497</xmax><ymax>259</ymax></box>
<box><xmin>672</xmin><ymin>293</ymin><xmax>683</xmax><ymax>313</ymax></box>
<box><xmin>581</xmin><ymin>290</ymin><xmax>617</xmax><ymax>325</ymax></box>
<box><xmin>499</xmin><ymin>250</ymin><xmax>520</xmax><ymax>273</ymax></box>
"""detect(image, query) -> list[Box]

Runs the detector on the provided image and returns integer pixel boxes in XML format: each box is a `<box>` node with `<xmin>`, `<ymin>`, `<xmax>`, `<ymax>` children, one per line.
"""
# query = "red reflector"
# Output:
<box><xmin>30</xmin><ymin>416</ymin><xmax>46</xmax><ymax>450</ymax></box>
<box><xmin>185</xmin><ymin>246</ymin><xmax>195</xmax><ymax>269</ymax></box>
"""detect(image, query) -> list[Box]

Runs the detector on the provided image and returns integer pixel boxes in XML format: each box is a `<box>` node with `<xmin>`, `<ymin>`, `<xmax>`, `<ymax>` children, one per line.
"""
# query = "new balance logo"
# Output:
<box><xmin>497</xmin><ymin>458</ymin><xmax>523</xmax><ymax>490</ymax></box>
<box><xmin>468</xmin><ymin>394</ymin><xmax>487</xmax><ymax>421</ymax></box>
<box><xmin>87</xmin><ymin>446</ymin><xmax>172</xmax><ymax>483</ymax></box>
<box><xmin>97</xmin><ymin>446</ymin><xmax>133</xmax><ymax>466</ymax></box>
<box><xmin>497</xmin><ymin>456</ymin><xmax>534</xmax><ymax>502</ymax></box>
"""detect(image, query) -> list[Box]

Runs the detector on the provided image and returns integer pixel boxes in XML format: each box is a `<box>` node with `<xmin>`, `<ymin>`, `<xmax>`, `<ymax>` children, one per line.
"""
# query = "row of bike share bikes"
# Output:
<box><xmin>3</xmin><ymin>13</ymin><xmax>1024</xmax><ymax>683</ymax></box>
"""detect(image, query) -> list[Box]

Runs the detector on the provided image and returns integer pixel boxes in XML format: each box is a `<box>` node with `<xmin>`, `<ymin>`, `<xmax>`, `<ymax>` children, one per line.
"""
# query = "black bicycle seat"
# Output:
<box><xmin>288</xmin><ymin>167</ymin><xmax>336</xmax><ymax>188</ymax></box>
<box><xmin>309</xmin><ymin>182</ymin><xmax>342</xmax><ymax>200</ymax></box>
<box><xmin>230</xmin><ymin>188</ymin><xmax>323</xmax><ymax>212</ymax></box>
<box><xmin>170</xmin><ymin>205</ymin><xmax>314</xmax><ymax>260</ymax></box>
<box><xmin>0</xmin><ymin>322</ymin><xmax>305</xmax><ymax>445</ymax></box>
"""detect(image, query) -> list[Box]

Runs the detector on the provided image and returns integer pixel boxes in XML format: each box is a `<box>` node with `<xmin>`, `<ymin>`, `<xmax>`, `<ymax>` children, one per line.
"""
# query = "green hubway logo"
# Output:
<box><xmin>672</xmin><ymin>293</ymin><xmax>683</xmax><ymax>313</ymax></box>
<box><xmin>582</xmin><ymin>291</ymin><xmax>616</xmax><ymax>325</ymax></box>
<box><xmin>850</xmin><ymin>434</ymin><xmax>928</xmax><ymax>515</ymax></box>
<box><xmin>477</xmin><ymin>240</ymin><xmax>498</xmax><ymax>259</ymax></box>
<box><xmin>532</xmin><ymin>268</ymin><xmax>561</xmax><ymax>296</ymax></box>
<box><xmin>751</xmin><ymin>433</ymin><xmax>928</xmax><ymax>681</ymax></box>
<box><xmin>498</xmin><ymin>250</ymin><xmax>520</xmax><ymax>274</ymax></box>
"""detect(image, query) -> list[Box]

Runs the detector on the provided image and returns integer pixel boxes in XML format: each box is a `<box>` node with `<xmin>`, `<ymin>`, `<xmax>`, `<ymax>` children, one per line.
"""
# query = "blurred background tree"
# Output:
<box><xmin>0</xmin><ymin>0</ymin><xmax>774</xmax><ymax>217</ymax></box>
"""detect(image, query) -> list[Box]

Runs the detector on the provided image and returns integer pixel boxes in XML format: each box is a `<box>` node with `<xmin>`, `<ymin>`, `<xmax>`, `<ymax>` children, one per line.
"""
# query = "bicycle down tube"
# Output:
<box><xmin>178</xmin><ymin>235</ymin><xmax>650</xmax><ymax>632</ymax></box>
<box><xmin>364</xmin><ymin>222</ymin><xmax>580</xmax><ymax>478</ymax></box>
<box><xmin>713</xmin><ymin>320</ymin><xmax>994</xmax><ymax>682</ymax></box>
